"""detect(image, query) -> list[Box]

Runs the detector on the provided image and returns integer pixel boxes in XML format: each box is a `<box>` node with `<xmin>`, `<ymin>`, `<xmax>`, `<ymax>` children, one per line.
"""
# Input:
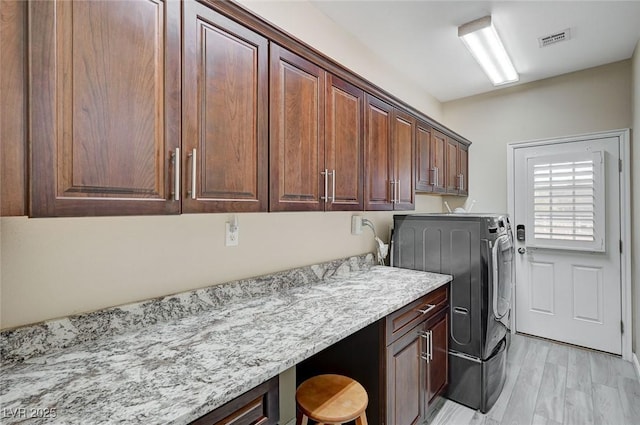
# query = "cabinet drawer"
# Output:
<box><xmin>190</xmin><ymin>376</ymin><xmax>279</xmax><ymax>425</ymax></box>
<box><xmin>386</xmin><ymin>285</ymin><xmax>448</xmax><ymax>345</ymax></box>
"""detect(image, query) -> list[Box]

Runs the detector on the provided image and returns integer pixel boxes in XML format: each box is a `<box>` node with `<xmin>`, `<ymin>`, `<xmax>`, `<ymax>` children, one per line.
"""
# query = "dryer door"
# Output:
<box><xmin>492</xmin><ymin>233</ymin><xmax>514</xmax><ymax>320</ymax></box>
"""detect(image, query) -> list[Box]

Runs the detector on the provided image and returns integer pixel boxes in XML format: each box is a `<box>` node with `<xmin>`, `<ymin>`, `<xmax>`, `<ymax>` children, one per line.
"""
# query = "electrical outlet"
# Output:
<box><xmin>225</xmin><ymin>222</ymin><xmax>239</xmax><ymax>246</ymax></box>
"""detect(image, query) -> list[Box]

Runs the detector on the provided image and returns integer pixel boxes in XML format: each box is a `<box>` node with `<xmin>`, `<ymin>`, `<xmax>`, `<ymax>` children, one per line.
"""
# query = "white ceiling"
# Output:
<box><xmin>308</xmin><ymin>0</ymin><xmax>640</xmax><ymax>102</ymax></box>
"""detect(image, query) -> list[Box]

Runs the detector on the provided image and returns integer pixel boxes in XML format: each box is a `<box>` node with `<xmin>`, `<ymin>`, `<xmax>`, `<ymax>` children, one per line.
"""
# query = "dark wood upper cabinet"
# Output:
<box><xmin>445</xmin><ymin>138</ymin><xmax>469</xmax><ymax>195</ymax></box>
<box><xmin>269</xmin><ymin>43</ymin><xmax>325</xmax><ymax>212</ymax></box>
<box><xmin>29</xmin><ymin>0</ymin><xmax>181</xmax><ymax>217</ymax></box>
<box><xmin>16</xmin><ymin>0</ymin><xmax>470</xmax><ymax>217</ymax></box>
<box><xmin>393</xmin><ymin>109</ymin><xmax>415</xmax><ymax>210</ymax></box>
<box><xmin>364</xmin><ymin>95</ymin><xmax>394</xmax><ymax>211</ymax></box>
<box><xmin>417</xmin><ymin>127</ymin><xmax>469</xmax><ymax>196</ymax></box>
<box><xmin>325</xmin><ymin>75</ymin><xmax>365</xmax><ymax>211</ymax></box>
<box><xmin>365</xmin><ymin>96</ymin><xmax>415</xmax><ymax>211</ymax></box>
<box><xmin>182</xmin><ymin>1</ymin><xmax>268</xmax><ymax>213</ymax></box>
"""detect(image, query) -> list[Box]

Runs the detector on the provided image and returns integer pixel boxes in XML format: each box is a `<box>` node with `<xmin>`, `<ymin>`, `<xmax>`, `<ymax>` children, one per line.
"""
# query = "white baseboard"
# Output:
<box><xmin>282</xmin><ymin>419</ymin><xmax>295</xmax><ymax>425</ymax></box>
<box><xmin>633</xmin><ymin>352</ymin><xmax>640</xmax><ymax>381</ymax></box>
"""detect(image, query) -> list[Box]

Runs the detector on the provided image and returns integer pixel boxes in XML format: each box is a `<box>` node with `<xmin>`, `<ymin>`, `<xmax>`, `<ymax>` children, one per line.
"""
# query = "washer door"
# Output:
<box><xmin>492</xmin><ymin>233</ymin><xmax>513</xmax><ymax>319</ymax></box>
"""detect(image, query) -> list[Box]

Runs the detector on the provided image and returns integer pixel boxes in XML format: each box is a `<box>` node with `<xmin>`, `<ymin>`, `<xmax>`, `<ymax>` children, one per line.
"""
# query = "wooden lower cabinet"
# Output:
<box><xmin>190</xmin><ymin>376</ymin><xmax>279</xmax><ymax>425</ymax></box>
<box><xmin>425</xmin><ymin>310</ymin><xmax>449</xmax><ymax>405</ymax></box>
<box><xmin>297</xmin><ymin>285</ymin><xmax>449</xmax><ymax>425</ymax></box>
<box><xmin>387</xmin><ymin>323</ymin><xmax>424</xmax><ymax>425</ymax></box>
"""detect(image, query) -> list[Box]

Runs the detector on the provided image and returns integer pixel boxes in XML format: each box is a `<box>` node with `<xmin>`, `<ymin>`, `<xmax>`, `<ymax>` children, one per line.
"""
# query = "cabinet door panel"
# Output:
<box><xmin>325</xmin><ymin>75</ymin><xmax>364</xmax><ymax>211</ymax></box>
<box><xmin>415</xmin><ymin>123</ymin><xmax>432</xmax><ymax>193</ymax></box>
<box><xmin>1</xmin><ymin>0</ymin><xmax>27</xmax><ymax>216</ymax></box>
<box><xmin>445</xmin><ymin>138</ymin><xmax>459</xmax><ymax>194</ymax></box>
<box><xmin>393</xmin><ymin>110</ymin><xmax>415</xmax><ymax>210</ymax></box>
<box><xmin>430</xmin><ymin>131</ymin><xmax>447</xmax><ymax>193</ymax></box>
<box><xmin>182</xmin><ymin>1</ymin><xmax>268</xmax><ymax>212</ymax></box>
<box><xmin>426</xmin><ymin>311</ymin><xmax>449</xmax><ymax>404</ymax></box>
<box><xmin>387</xmin><ymin>324</ymin><xmax>424</xmax><ymax>425</ymax></box>
<box><xmin>270</xmin><ymin>44</ymin><xmax>325</xmax><ymax>211</ymax></box>
<box><xmin>365</xmin><ymin>95</ymin><xmax>393</xmax><ymax>211</ymax></box>
<box><xmin>30</xmin><ymin>0</ymin><xmax>180</xmax><ymax>216</ymax></box>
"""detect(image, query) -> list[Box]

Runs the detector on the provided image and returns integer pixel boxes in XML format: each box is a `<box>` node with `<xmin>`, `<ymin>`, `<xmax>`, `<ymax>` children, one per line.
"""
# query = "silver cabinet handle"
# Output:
<box><xmin>418</xmin><ymin>331</ymin><xmax>432</xmax><ymax>363</ymax></box>
<box><xmin>460</xmin><ymin>174</ymin><xmax>465</xmax><ymax>191</ymax></box>
<box><xmin>433</xmin><ymin>167</ymin><xmax>439</xmax><ymax>187</ymax></box>
<box><xmin>390</xmin><ymin>180</ymin><xmax>395</xmax><ymax>203</ymax></box>
<box><xmin>188</xmin><ymin>148</ymin><xmax>197</xmax><ymax>199</ymax></box>
<box><xmin>417</xmin><ymin>304</ymin><xmax>436</xmax><ymax>315</ymax></box>
<box><xmin>321</xmin><ymin>169</ymin><xmax>329</xmax><ymax>202</ymax></box>
<box><xmin>396</xmin><ymin>179</ymin><xmax>401</xmax><ymax>204</ymax></box>
<box><xmin>430</xmin><ymin>330</ymin><xmax>434</xmax><ymax>361</ymax></box>
<box><xmin>172</xmin><ymin>147</ymin><xmax>180</xmax><ymax>201</ymax></box>
<box><xmin>331</xmin><ymin>169</ymin><xmax>336</xmax><ymax>203</ymax></box>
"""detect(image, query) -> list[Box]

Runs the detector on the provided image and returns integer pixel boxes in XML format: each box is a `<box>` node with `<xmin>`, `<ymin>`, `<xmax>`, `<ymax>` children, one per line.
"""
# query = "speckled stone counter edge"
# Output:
<box><xmin>1</xmin><ymin>253</ymin><xmax>375</xmax><ymax>364</ymax></box>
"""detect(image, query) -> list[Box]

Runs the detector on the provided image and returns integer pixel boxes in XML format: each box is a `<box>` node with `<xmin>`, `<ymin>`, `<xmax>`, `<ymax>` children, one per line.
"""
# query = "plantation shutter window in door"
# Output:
<box><xmin>526</xmin><ymin>151</ymin><xmax>605</xmax><ymax>252</ymax></box>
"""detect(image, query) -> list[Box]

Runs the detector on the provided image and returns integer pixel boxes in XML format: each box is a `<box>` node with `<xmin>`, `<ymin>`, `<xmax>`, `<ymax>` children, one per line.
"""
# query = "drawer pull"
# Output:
<box><xmin>417</xmin><ymin>304</ymin><xmax>436</xmax><ymax>315</ymax></box>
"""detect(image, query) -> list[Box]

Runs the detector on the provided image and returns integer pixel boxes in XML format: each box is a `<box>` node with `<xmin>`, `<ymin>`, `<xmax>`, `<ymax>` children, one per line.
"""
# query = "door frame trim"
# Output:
<box><xmin>506</xmin><ymin>128</ymin><xmax>631</xmax><ymax>361</ymax></box>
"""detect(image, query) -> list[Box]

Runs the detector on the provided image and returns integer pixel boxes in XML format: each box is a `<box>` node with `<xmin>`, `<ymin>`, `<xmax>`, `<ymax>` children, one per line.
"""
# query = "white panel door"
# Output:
<box><xmin>513</xmin><ymin>136</ymin><xmax>622</xmax><ymax>354</ymax></box>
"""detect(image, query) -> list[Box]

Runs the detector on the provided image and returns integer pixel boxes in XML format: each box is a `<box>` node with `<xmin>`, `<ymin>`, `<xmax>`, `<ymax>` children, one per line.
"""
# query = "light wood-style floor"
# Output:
<box><xmin>428</xmin><ymin>333</ymin><xmax>640</xmax><ymax>425</ymax></box>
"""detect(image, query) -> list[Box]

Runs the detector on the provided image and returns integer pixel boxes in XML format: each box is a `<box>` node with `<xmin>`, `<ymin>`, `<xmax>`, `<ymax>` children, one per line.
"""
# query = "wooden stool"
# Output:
<box><xmin>295</xmin><ymin>374</ymin><xmax>368</xmax><ymax>425</ymax></box>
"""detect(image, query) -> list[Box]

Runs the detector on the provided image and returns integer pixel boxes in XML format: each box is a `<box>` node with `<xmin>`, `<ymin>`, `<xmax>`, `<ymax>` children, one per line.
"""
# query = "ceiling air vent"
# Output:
<box><xmin>538</xmin><ymin>28</ymin><xmax>571</xmax><ymax>47</ymax></box>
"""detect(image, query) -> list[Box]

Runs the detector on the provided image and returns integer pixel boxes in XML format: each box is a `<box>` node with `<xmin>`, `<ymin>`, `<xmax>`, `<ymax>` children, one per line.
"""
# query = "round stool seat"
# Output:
<box><xmin>296</xmin><ymin>374</ymin><xmax>368</xmax><ymax>424</ymax></box>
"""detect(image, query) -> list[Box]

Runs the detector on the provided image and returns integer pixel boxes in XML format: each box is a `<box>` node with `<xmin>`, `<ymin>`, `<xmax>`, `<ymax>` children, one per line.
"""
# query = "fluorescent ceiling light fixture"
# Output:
<box><xmin>458</xmin><ymin>16</ymin><xmax>519</xmax><ymax>86</ymax></box>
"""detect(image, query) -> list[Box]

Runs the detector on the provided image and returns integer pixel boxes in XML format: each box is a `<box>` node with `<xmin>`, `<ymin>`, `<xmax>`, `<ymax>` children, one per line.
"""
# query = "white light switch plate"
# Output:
<box><xmin>351</xmin><ymin>215</ymin><xmax>363</xmax><ymax>235</ymax></box>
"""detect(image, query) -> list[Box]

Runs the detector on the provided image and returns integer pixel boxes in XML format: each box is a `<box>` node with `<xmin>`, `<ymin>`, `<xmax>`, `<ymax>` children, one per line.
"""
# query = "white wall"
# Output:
<box><xmin>235</xmin><ymin>0</ymin><xmax>443</xmax><ymax>121</ymax></box>
<box><xmin>442</xmin><ymin>60</ymin><xmax>632</xmax><ymax>213</ymax></box>
<box><xmin>632</xmin><ymin>40</ymin><xmax>640</xmax><ymax>357</ymax></box>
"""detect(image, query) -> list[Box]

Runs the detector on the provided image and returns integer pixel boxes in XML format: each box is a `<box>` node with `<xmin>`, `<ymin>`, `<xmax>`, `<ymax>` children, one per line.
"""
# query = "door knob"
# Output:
<box><xmin>518</xmin><ymin>247</ymin><xmax>526</xmax><ymax>254</ymax></box>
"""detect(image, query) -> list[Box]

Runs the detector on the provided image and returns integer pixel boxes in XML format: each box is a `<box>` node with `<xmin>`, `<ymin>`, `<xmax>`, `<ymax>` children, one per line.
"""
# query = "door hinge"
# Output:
<box><xmin>621</xmin><ymin>320</ymin><xmax>624</xmax><ymax>334</ymax></box>
<box><xmin>619</xmin><ymin>159</ymin><xmax>623</xmax><ymax>172</ymax></box>
<box><xmin>620</xmin><ymin>240</ymin><xmax>623</xmax><ymax>253</ymax></box>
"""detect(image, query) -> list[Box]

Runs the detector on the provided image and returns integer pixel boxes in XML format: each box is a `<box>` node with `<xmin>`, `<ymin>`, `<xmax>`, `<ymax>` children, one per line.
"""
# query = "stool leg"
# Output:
<box><xmin>355</xmin><ymin>413</ymin><xmax>368</xmax><ymax>425</ymax></box>
<box><xmin>296</xmin><ymin>410</ymin><xmax>309</xmax><ymax>425</ymax></box>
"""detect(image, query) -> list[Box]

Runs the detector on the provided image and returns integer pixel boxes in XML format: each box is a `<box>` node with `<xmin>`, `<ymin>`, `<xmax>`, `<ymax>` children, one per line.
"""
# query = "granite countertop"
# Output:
<box><xmin>0</xmin><ymin>263</ymin><xmax>451</xmax><ymax>425</ymax></box>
